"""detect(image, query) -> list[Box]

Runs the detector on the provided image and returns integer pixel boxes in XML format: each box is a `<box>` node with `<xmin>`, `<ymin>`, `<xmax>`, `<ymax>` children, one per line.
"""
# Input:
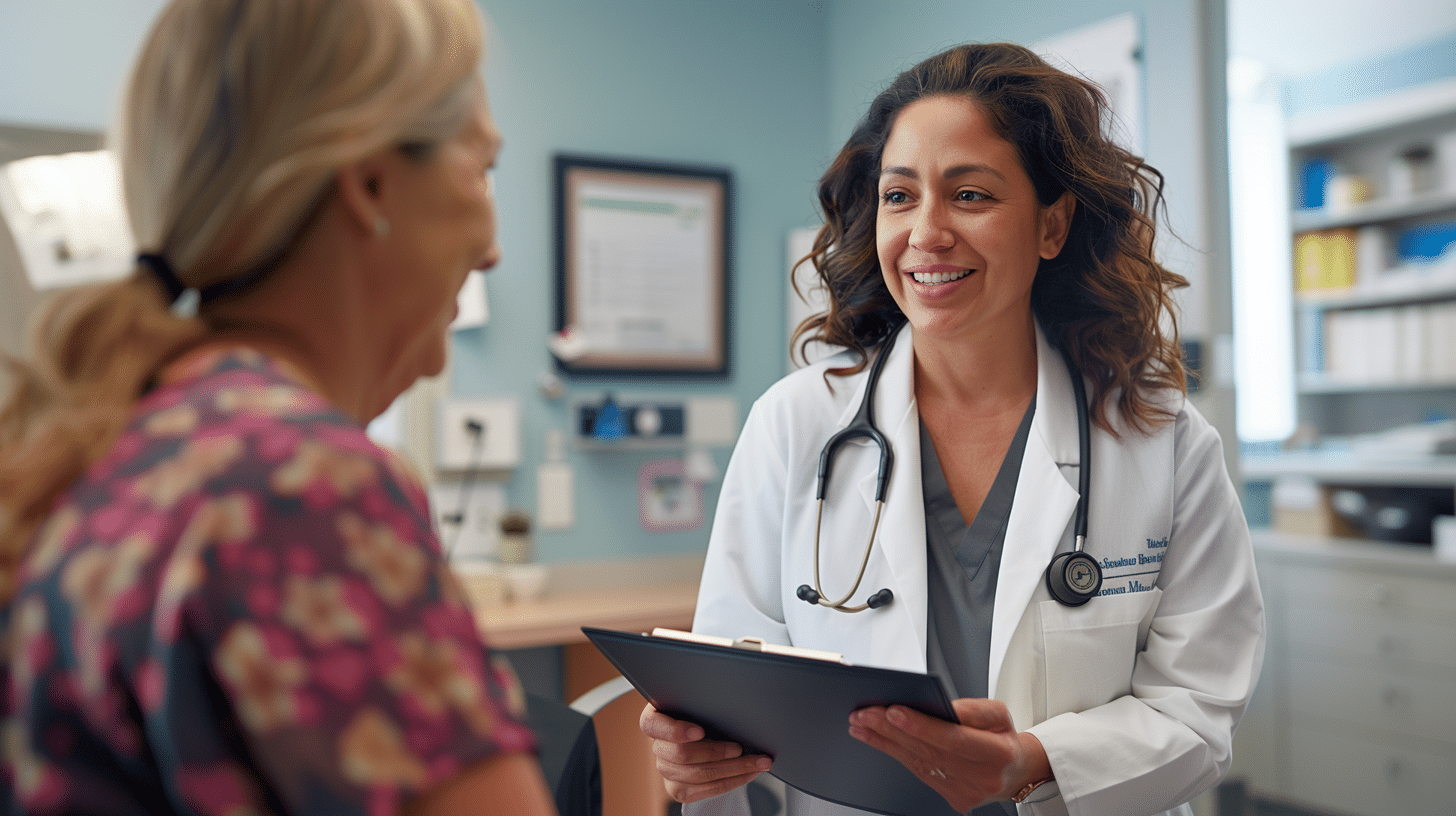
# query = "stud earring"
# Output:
<box><xmin>374</xmin><ymin>216</ymin><xmax>391</xmax><ymax>238</ymax></box>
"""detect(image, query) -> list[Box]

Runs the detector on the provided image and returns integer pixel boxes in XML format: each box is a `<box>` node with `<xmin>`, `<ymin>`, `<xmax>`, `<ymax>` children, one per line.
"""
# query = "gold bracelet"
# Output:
<box><xmin>1010</xmin><ymin>776</ymin><xmax>1053</xmax><ymax>804</ymax></box>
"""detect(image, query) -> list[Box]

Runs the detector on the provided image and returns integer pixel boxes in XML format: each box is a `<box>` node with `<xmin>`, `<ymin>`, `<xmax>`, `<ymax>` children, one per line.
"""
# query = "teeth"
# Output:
<box><xmin>912</xmin><ymin>269</ymin><xmax>971</xmax><ymax>284</ymax></box>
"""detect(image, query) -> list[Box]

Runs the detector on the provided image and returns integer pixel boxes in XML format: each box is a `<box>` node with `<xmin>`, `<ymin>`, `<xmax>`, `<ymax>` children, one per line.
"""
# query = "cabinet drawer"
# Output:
<box><xmin>1288</xmin><ymin>655</ymin><xmax>1456</xmax><ymax>743</ymax></box>
<box><xmin>1285</xmin><ymin>602</ymin><xmax>1456</xmax><ymax>672</ymax></box>
<box><xmin>1282</xmin><ymin>564</ymin><xmax>1456</xmax><ymax>626</ymax></box>
<box><xmin>1289</xmin><ymin>722</ymin><xmax>1456</xmax><ymax>816</ymax></box>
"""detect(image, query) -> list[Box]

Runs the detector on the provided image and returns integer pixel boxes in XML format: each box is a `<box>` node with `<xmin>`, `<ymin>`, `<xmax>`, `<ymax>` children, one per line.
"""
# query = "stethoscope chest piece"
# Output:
<box><xmin>1045</xmin><ymin>550</ymin><xmax>1101</xmax><ymax>607</ymax></box>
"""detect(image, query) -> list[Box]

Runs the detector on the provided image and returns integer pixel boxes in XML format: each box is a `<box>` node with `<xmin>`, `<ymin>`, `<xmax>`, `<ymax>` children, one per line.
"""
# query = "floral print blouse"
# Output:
<box><xmin>3</xmin><ymin>348</ymin><xmax>535</xmax><ymax>815</ymax></box>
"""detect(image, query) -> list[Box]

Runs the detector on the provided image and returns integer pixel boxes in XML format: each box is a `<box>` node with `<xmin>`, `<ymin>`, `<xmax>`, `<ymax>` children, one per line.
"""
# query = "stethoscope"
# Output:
<box><xmin>795</xmin><ymin>329</ymin><xmax>1102</xmax><ymax>613</ymax></box>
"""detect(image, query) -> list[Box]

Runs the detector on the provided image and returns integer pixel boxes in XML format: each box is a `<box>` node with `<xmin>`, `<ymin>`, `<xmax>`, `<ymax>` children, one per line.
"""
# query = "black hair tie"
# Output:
<box><xmin>138</xmin><ymin>253</ymin><xmax>199</xmax><ymax>317</ymax></box>
<box><xmin>138</xmin><ymin>252</ymin><xmax>277</xmax><ymax>319</ymax></box>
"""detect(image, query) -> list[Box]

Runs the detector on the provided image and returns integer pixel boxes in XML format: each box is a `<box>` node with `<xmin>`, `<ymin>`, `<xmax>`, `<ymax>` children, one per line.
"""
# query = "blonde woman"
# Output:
<box><xmin>0</xmin><ymin>1</ymin><xmax>556</xmax><ymax>813</ymax></box>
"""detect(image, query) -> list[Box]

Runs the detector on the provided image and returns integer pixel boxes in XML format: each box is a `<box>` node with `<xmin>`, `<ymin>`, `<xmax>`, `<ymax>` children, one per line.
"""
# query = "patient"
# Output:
<box><xmin>0</xmin><ymin>1</ymin><xmax>556</xmax><ymax>813</ymax></box>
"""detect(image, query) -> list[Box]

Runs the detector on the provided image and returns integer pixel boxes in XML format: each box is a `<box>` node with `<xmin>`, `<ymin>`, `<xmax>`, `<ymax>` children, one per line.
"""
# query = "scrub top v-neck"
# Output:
<box><xmin>922</xmin><ymin>396</ymin><xmax>1036</xmax><ymax>815</ymax></box>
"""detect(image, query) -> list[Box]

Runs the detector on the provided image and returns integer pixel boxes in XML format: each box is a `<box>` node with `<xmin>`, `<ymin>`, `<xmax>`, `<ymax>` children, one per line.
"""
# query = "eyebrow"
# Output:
<box><xmin>879</xmin><ymin>164</ymin><xmax>1007</xmax><ymax>183</ymax></box>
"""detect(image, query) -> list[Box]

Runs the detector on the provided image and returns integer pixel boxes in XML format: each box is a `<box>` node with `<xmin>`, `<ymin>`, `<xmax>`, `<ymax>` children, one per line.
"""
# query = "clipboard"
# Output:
<box><xmin>582</xmin><ymin>627</ymin><xmax>960</xmax><ymax>816</ymax></box>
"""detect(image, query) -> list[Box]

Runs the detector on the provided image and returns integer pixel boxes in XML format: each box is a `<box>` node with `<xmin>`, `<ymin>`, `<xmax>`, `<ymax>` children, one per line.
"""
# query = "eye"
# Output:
<box><xmin>881</xmin><ymin>190</ymin><xmax>909</xmax><ymax>205</ymax></box>
<box><xmin>956</xmin><ymin>189</ymin><xmax>990</xmax><ymax>202</ymax></box>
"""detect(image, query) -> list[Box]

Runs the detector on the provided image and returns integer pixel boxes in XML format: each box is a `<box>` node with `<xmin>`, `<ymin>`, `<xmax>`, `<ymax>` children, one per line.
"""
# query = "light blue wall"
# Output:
<box><xmin>0</xmin><ymin>0</ymin><xmax>1227</xmax><ymax>565</ymax></box>
<box><xmin>461</xmin><ymin>1</ymin><xmax>829</xmax><ymax>562</ymax></box>
<box><xmin>477</xmin><ymin>1</ymin><xmax>1225</xmax><ymax>564</ymax></box>
<box><xmin>0</xmin><ymin>0</ymin><xmax>831</xmax><ymax>565</ymax></box>
<box><xmin>0</xmin><ymin>0</ymin><xmax>168</xmax><ymax>130</ymax></box>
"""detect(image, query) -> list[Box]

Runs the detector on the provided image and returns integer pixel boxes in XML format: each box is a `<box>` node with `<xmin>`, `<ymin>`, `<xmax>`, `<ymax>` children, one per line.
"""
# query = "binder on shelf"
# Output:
<box><xmin>1430</xmin><ymin>301</ymin><xmax>1456</xmax><ymax>382</ymax></box>
<box><xmin>1367</xmin><ymin>308</ymin><xmax>1399</xmax><ymax>385</ymax></box>
<box><xmin>1294</xmin><ymin>228</ymin><xmax>1358</xmax><ymax>292</ymax></box>
<box><xmin>1395</xmin><ymin>305</ymin><xmax>1428</xmax><ymax>383</ymax></box>
<box><xmin>582</xmin><ymin>626</ymin><xmax>960</xmax><ymax>816</ymax></box>
<box><xmin>1298</xmin><ymin>305</ymin><xmax>1325</xmax><ymax>378</ymax></box>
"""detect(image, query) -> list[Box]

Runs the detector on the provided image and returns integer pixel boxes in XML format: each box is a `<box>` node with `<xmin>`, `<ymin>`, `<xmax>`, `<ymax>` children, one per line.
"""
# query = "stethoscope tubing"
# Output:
<box><xmin>1070</xmin><ymin>349</ymin><xmax>1090</xmax><ymax>550</ymax></box>
<box><xmin>803</xmin><ymin>329</ymin><xmax>901</xmax><ymax>613</ymax></box>
<box><xmin>810</xmin><ymin>497</ymin><xmax>885</xmax><ymax>612</ymax></box>
<box><xmin>802</xmin><ymin>328</ymin><xmax>1097</xmax><ymax>612</ymax></box>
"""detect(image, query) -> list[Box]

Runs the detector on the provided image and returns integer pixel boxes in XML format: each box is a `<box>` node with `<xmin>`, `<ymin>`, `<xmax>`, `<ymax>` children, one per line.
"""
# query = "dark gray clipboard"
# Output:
<box><xmin>582</xmin><ymin>627</ymin><xmax>960</xmax><ymax>816</ymax></box>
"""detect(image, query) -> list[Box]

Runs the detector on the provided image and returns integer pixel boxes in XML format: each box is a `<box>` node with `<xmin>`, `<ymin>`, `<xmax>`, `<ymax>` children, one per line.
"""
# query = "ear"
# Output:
<box><xmin>1038</xmin><ymin>191</ymin><xmax>1076</xmax><ymax>260</ymax></box>
<box><xmin>334</xmin><ymin>153</ymin><xmax>391</xmax><ymax>238</ymax></box>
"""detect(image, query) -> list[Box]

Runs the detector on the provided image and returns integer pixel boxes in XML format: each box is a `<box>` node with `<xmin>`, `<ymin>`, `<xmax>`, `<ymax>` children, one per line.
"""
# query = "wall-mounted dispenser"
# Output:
<box><xmin>574</xmin><ymin>394</ymin><xmax>738</xmax><ymax>449</ymax></box>
<box><xmin>578</xmin><ymin>394</ymin><xmax>685</xmax><ymax>445</ymax></box>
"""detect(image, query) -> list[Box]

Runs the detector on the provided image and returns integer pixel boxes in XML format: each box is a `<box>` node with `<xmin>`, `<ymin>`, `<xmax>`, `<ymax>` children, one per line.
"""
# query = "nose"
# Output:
<box><xmin>909</xmin><ymin>199</ymin><xmax>953</xmax><ymax>252</ymax></box>
<box><xmin>477</xmin><ymin>241</ymin><xmax>501</xmax><ymax>272</ymax></box>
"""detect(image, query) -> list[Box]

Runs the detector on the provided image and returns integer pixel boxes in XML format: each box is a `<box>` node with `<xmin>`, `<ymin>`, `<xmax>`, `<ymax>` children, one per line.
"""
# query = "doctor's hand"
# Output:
<box><xmin>848</xmin><ymin>697</ymin><xmax>1051</xmax><ymax>813</ymax></box>
<box><xmin>639</xmin><ymin>703</ymin><xmax>774</xmax><ymax>803</ymax></box>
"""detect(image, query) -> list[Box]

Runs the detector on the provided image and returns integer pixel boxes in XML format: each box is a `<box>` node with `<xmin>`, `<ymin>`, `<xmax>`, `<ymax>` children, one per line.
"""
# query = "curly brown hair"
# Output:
<box><xmin>792</xmin><ymin>42</ymin><xmax>1187</xmax><ymax>436</ymax></box>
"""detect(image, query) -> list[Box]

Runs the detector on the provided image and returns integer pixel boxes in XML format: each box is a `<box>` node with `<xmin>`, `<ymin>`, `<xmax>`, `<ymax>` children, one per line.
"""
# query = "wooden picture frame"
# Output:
<box><xmin>554</xmin><ymin>154</ymin><xmax>731</xmax><ymax>378</ymax></box>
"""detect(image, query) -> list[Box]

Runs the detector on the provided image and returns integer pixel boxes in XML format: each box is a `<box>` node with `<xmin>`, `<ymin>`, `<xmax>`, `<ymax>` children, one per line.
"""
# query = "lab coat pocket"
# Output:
<box><xmin>1038</xmin><ymin>588</ymin><xmax>1162</xmax><ymax>716</ymax></box>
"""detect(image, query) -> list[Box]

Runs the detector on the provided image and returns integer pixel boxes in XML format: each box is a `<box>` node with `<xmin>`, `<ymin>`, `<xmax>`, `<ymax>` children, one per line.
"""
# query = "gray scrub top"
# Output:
<box><xmin>922</xmin><ymin>397</ymin><xmax>1035</xmax><ymax>816</ymax></box>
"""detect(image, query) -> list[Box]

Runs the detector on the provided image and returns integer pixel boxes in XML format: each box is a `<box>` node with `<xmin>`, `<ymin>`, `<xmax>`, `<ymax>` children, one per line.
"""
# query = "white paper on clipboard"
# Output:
<box><xmin>571</xmin><ymin>177</ymin><xmax>716</xmax><ymax>355</ymax></box>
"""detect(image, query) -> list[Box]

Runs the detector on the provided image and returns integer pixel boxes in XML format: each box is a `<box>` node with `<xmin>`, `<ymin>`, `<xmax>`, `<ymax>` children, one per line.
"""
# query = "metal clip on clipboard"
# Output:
<box><xmin>651</xmin><ymin>627</ymin><xmax>848</xmax><ymax>664</ymax></box>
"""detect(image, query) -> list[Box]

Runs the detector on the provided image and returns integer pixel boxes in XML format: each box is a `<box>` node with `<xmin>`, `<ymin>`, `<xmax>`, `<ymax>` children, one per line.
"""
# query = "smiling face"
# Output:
<box><xmin>374</xmin><ymin>92</ymin><xmax>502</xmax><ymax>382</ymax></box>
<box><xmin>875</xmin><ymin>94</ymin><xmax>1072</xmax><ymax>349</ymax></box>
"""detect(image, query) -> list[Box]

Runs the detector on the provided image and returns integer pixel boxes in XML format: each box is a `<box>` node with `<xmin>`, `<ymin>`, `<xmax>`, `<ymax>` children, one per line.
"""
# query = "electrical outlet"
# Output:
<box><xmin>435</xmin><ymin>398</ymin><xmax>520</xmax><ymax>471</ymax></box>
<box><xmin>430</xmin><ymin>481</ymin><xmax>506</xmax><ymax>562</ymax></box>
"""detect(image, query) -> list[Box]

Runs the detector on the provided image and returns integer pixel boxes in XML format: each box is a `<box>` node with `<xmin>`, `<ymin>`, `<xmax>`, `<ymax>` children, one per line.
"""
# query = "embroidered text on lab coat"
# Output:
<box><xmin>1096</xmin><ymin>537</ymin><xmax>1168</xmax><ymax>595</ymax></box>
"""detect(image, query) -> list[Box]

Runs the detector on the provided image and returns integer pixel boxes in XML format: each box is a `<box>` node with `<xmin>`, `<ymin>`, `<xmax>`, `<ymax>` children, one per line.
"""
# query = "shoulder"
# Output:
<box><xmin>127</xmin><ymin>350</ymin><xmax>426</xmax><ymax>515</ymax></box>
<box><xmin>1093</xmin><ymin>383</ymin><xmax>1205</xmax><ymax>440</ymax></box>
<box><xmin>751</xmin><ymin>349</ymin><xmax>863</xmax><ymax>420</ymax></box>
<box><xmin>1105</xmin><ymin>387</ymin><xmax>1227</xmax><ymax>477</ymax></box>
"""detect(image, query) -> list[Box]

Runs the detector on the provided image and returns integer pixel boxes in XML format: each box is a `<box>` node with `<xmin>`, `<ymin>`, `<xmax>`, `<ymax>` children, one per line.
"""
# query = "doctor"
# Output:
<box><xmin>642</xmin><ymin>42</ymin><xmax>1264</xmax><ymax>816</ymax></box>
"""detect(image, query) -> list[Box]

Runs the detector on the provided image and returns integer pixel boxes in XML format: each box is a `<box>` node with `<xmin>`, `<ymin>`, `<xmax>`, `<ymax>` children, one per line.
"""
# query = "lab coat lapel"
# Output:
<box><xmin>987</xmin><ymin>325</ymin><xmax>1080</xmax><ymax>698</ymax></box>
<box><xmin>847</xmin><ymin>325</ymin><xmax>928</xmax><ymax>671</ymax></box>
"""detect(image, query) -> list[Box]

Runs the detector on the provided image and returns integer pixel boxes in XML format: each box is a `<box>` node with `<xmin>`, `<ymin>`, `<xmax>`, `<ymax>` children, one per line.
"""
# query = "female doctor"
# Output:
<box><xmin>641</xmin><ymin>42</ymin><xmax>1264</xmax><ymax>816</ymax></box>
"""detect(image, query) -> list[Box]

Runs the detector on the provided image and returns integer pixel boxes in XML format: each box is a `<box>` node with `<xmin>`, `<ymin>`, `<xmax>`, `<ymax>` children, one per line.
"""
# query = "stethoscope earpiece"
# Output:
<box><xmin>797</xmin><ymin>583</ymin><xmax>893</xmax><ymax>611</ymax></box>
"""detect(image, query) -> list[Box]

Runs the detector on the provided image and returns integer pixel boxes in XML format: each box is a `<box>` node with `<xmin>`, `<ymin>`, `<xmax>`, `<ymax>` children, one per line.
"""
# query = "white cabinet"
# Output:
<box><xmin>1232</xmin><ymin>533</ymin><xmax>1456</xmax><ymax>816</ymax></box>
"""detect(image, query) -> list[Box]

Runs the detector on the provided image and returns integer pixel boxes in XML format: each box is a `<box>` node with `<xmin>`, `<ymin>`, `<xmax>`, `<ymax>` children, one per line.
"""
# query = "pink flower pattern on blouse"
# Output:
<box><xmin>2</xmin><ymin>349</ymin><xmax>534</xmax><ymax>815</ymax></box>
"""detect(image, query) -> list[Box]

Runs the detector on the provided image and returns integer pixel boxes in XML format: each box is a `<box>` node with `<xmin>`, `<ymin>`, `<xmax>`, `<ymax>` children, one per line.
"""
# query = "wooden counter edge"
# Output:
<box><xmin>462</xmin><ymin>579</ymin><xmax>699</xmax><ymax>650</ymax></box>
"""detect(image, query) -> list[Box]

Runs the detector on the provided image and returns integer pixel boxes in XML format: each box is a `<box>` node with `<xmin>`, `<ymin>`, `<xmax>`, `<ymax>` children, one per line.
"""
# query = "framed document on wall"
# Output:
<box><xmin>553</xmin><ymin>154</ymin><xmax>732</xmax><ymax>378</ymax></box>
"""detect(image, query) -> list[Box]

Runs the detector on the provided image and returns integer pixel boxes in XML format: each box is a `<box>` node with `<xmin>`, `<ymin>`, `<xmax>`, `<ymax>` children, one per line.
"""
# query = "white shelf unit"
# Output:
<box><xmin>1292</xmin><ymin>188</ymin><xmax>1456</xmax><ymax>232</ymax></box>
<box><xmin>1231</xmin><ymin>78</ymin><xmax>1456</xmax><ymax>816</ymax></box>
<box><xmin>1242</xmin><ymin>453</ymin><xmax>1456</xmax><ymax>488</ymax></box>
<box><xmin>1283</xmin><ymin>80</ymin><xmax>1456</xmax><ymax>436</ymax></box>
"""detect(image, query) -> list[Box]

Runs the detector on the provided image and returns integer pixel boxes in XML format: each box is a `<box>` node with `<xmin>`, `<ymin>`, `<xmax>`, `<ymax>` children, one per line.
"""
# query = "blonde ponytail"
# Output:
<box><xmin>0</xmin><ymin>0</ymin><xmax>483</xmax><ymax>602</ymax></box>
<box><xmin>0</xmin><ymin>273</ymin><xmax>205</xmax><ymax>599</ymax></box>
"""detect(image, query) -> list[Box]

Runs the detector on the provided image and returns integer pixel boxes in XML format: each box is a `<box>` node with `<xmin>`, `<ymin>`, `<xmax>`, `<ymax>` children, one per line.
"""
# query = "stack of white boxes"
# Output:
<box><xmin>1322</xmin><ymin>296</ymin><xmax>1456</xmax><ymax>385</ymax></box>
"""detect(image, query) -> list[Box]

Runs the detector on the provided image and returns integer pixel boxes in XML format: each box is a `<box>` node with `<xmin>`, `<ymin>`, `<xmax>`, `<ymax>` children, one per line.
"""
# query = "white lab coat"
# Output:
<box><xmin>687</xmin><ymin>323</ymin><xmax>1264</xmax><ymax>816</ymax></box>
